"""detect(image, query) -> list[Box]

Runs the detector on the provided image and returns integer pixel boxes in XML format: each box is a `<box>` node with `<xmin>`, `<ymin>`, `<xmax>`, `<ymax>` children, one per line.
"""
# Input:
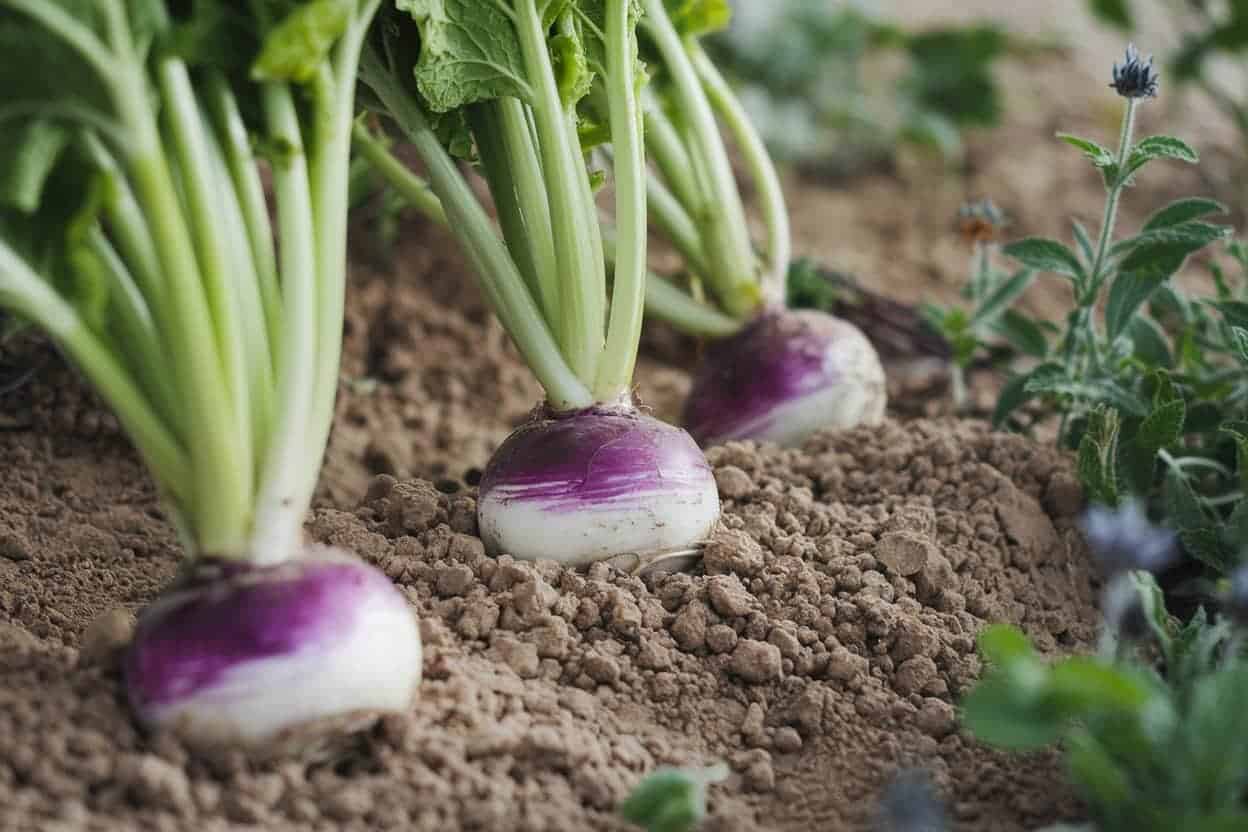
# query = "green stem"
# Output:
<box><xmin>206</xmin><ymin>73</ymin><xmax>283</xmax><ymax>376</ymax></box>
<box><xmin>361</xmin><ymin>45</ymin><xmax>592</xmax><ymax>411</ymax></box>
<box><xmin>690</xmin><ymin>42</ymin><xmax>790</xmax><ymax>305</ymax></box>
<box><xmin>515</xmin><ymin>0</ymin><xmax>604</xmax><ymax>384</ymax></box>
<box><xmin>250</xmin><ymin>83</ymin><xmax>320</xmax><ymax>564</ymax></box>
<box><xmin>642</xmin><ymin>0</ymin><xmax>759</xmax><ymax>318</ymax></box>
<box><xmin>85</xmin><ymin>229</ymin><xmax>182</xmax><ymax>434</ymax></box>
<box><xmin>115</xmin><ymin>59</ymin><xmax>250</xmax><ymax>556</ymax></box>
<box><xmin>643</xmin><ymin>93</ymin><xmax>702</xmax><ymax>216</ymax></box>
<box><xmin>298</xmin><ymin>10</ymin><xmax>382</xmax><ymax>532</ymax></box>
<box><xmin>0</xmin><ymin>240</ymin><xmax>190</xmax><ymax>503</ymax></box>
<box><xmin>157</xmin><ymin>58</ymin><xmax>254</xmax><ymax>509</ymax></box>
<box><xmin>647</xmin><ymin>169</ymin><xmax>711</xmax><ymax>276</ymax></box>
<box><xmin>351</xmin><ymin>120</ymin><xmax>447</xmax><ymax>225</ymax></box>
<box><xmin>466</xmin><ymin>101</ymin><xmax>561</xmax><ymax>325</ymax></box>
<box><xmin>1089</xmin><ymin>98</ymin><xmax>1138</xmax><ymax>288</ymax></box>
<box><xmin>593</xmin><ymin>0</ymin><xmax>647</xmax><ymax>400</ymax></box>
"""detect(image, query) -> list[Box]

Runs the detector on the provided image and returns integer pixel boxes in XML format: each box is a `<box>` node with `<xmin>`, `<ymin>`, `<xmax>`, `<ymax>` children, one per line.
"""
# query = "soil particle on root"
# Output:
<box><xmin>2</xmin><ymin>413</ymin><xmax>1096</xmax><ymax>832</ymax></box>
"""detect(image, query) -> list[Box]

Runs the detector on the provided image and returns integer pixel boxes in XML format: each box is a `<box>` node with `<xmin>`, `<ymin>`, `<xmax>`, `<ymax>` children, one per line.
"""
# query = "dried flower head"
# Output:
<box><xmin>1081</xmin><ymin>501</ymin><xmax>1177</xmax><ymax>577</ymax></box>
<box><xmin>877</xmin><ymin>769</ymin><xmax>949</xmax><ymax>832</ymax></box>
<box><xmin>956</xmin><ymin>198</ymin><xmax>1006</xmax><ymax>245</ymax></box>
<box><xmin>1110</xmin><ymin>44</ymin><xmax>1159</xmax><ymax>99</ymax></box>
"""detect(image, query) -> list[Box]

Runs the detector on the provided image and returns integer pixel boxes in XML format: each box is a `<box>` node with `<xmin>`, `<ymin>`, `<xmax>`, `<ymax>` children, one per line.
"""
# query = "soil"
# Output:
<box><xmin>0</xmin><ymin>1</ymin><xmax>1236</xmax><ymax>829</ymax></box>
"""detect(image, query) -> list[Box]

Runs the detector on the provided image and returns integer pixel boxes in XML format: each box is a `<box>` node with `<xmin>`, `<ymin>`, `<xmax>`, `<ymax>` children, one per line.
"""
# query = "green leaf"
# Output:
<box><xmin>978</xmin><ymin>624</ymin><xmax>1035</xmax><ymax>666</ymax></box>
<box><xmin>1230</xmin><ymin>328</ymin><xmax>1248</xmax><ymax>364</ymax></box>
<box><xmin>619</xmin><ymin>765</ymin><xmax>727</xmax><ymax>832</ymax></box>
<box><xmin>1046</xmin><ymin>658</ymin><xmax>1152</xmax><ymax>712</ymax></box>
<box><xmin>1137</xmin><ymin>398</ymin><xmax>1185</xmax><ymax>450</ymax></box>
<box><xmin>251</xmin><ymin>0</ymin><xmax>354</xmax><ymax>83</ymax></box>
<box><xmin>1078</xmin><ymin>405</ymin><xmax>1120</xmax><ymax>505</ymax></box>
<box><xmin>960</xmin><ymin>677</ymin><xmax>1065</xmax><ymax>750</ymax></box>
<box><xmin>1057</xmin><ymin>133</ymin><xmax>1115</xmax><ymax>167</ymax></box>
<box><xmin>1142</xmin><ymin>197</ymin><xmax>1228</xmax><ymax>232</ymax></box>
<box><xmin>1087</xmin><ymin>0</ymin><xmax>1132</xmax><ymax>29</ymax></box>
<box><xmin>971</xmin><ymin>268</ymin><xmax>1035</xmax><ymax>326</ymax></box>
<box><xmin>1003</xmin><ymin>238</ymin><xmax>1084</xmax><ymax>281</ymax></box>
<box><xmin>1124</xmin><ymin>135</ymin><xmax>1200</xmax><ymax>177</ymax></box>
<box><xmin>664</xmin><ymin>0</ymin><xmax>731</xmax><ymax>38</ymax></box>
<box><xmin>1110</xmin><ymin>222</ymin><xmax>1231</xmax><ymax>259</ymax></box>
<box><xmin>992</xmin><ymin>371</ymin><xmax>1036</xmax><ymax>429</ymax></box>
<box><xmin>1024</xmin><ymin>369</ymin><xmax>1149</xmax><ymax>416</ymax></box>
<box><xmin>0</xmin><ymin>119</ymin><xmax>72</xmax><ymax>214</ymax></box>
<box><xmin>1127</xmin><ymin>316</ymin><xmax>1172</xmax><ymax>367</ymax></box>
<box><xmin>1072</xmin><ymin>220</ymin><xmax>1095</xmax><ymax>265</ymax></box>
<box><xmin>399</xmin><ymin>0</ymin><xmax>534</xmax><ymax>112</ymax></box>
<box><xmin>989</xmin><ymin>309</ymin><xmax>1049</xmax><ymax>358</ymax></box>
<box><xmin>1210</xmin><ymin>300</ymin><xmax>1248</xmax><ymax>330</ymax></box>
<box><xmin>1105</xmin><ymin>241</ymin><xmax>1199</xmax><ymax>341</ymax></box>
<box><xmin>1164</xmin><ymin>467</ymin><xmax>1210</xmax><ymax>532</ymax></box>
<box><xmin>1065</xmin><ymin>730</ymin><xmax>1133</xmax><ymax>809</ymax></box>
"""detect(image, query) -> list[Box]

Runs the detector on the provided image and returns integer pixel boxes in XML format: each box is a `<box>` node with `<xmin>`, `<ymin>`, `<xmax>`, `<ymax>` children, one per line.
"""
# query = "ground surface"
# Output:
<box><xmin>0</xmin><ymin>2</ymin><xmax>1240</xmax><ymax>830</ymax></box>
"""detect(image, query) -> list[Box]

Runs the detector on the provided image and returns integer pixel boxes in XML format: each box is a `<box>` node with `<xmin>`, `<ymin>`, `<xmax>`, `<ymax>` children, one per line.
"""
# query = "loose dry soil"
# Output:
<box><xmin>1</xmin><ymin>1</ymin><xmax>1239</xmax><ymax>829</ymax></box>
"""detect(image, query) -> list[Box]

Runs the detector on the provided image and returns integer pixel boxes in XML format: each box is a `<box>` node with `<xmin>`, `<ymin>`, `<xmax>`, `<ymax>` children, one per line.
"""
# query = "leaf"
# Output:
<box><xmin>1210</xmin><ymin>300</ymin><xmax>1248</xmax><ymax>330</ymax></box>
<box><xmin>1002</xmin><ymin>238</ymin><xmax>1084</xmax><ymax>281</ymax></box>
<box><xmin>664</xmin><ymin>0</ymin><xmax>732</xmax><ymax>38</ymax></box>
<box><xmin>1142</xmin><ymin>197</ymin><xmax>1228</xmax><ymax>232</ymax></box>
<box><xmin>978</xmin><ymin>624</ymin><xmax>1035</xmax><ymax>666</ymax></box>
<box><xmin>1072</xmin><ymin>220</ymin><xmax>1095</xmax><ymax>265</ymax></box>
<box><xmin>398</xmin><ymin>0</ymin><xmax>534</xmax><ymax>112</ymax></box>
<box><xmin>1024</xmin><ymin>370</ymin><xmax>1149</xmax><ymax>417</ymax></box>
<box><xmin>251</xmin><ymin>0</ymin><xmax>354</xmax><ymax>83</ymax></box>
<box><xmin>1231</xmin><ymin>328</ymin><xmax>1248</xmax><ymax>365</ymax></box>
<box><xmin>1087</xmin><ymin>0</ymin><xmax>1132</xmax><ymax>29</ymax></box>
<box><xmin>1046</xmin><ymin>658</ymin><xmax>1152</xmax><ymax>712</ymax></box>
<box><xmin>619</xmin><ymin>765</ymin><xmax>725</xmax><ymax>832</ymax></box>
<box><xmin>1127</xmin><ymin>316</ymin><xmax>1172</xmax><ymax>368</ymax></box>
<box><xmin>1078</xmin><ymin>405</ymin><xmax>1120</xmax><ymax>505</ymax></box>
<box><xmin>1136</xmin><ymin>398</ymin><xmax>1185</xmax><ymax>450</ymax></box>
<box><xmin>989</xmin><ymin>309</ymin><xmax>1049</xmax><ymax>358</ymax></box>
<box><xmin>960</xmin><ymin>677</ymin><xmax>1065</xmax><ymax>750</ymax></box>
<box><xmin>1123</xmin><ymin>135</ymin><xmax>1200</xmax><ymax>177</ymax></box>
<box><xmin>992</xmin><ymin>371</ymin><xmax>1036</xmax><ymax>429</ymax></box>
<box><xmin>1105</xmin><ymin>241</ymin><xmax>1198</xmax><ymax>341</ymax></box>
<box><xmin>1164</xmin><ymin>467</ymin><xmax>1210</xmax><ymax>533</ymax></box>
<box><xmin>971</xmin><ymin>268</ymin><xmax>1035</xmax><ymax>326</ymax></box>
<box><xmin>0</xmin><ymin>119</ymin><xmax>72</xmax><ymax>214</ymax></box>
<box><xmin>1110</xmin><ymin>222</ymin><xmax>1231</xmax><ymax>259</ymax></box>
<box><xmin>1057</xmin><ymin>133</ymin><xmax>1115</xmax><ymax>167</ymax></box>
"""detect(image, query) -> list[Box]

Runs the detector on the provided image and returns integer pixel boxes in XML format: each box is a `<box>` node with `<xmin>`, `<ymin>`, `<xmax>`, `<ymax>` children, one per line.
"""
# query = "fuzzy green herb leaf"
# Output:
<box><xmin>1079</xmin><ymin>405</ymin><xmax>1121</xmax><ymax>505</ymax></box>
<box><xmin>1111</xmin><ymin>222</ymin><xmax>1231</xmax><ymax>260</ymax></box>
<box><xmin>1142</xmin><ymin>197</ymin><xmax>1228</xmax><ymax>232</ymax></box>
<box><xmin>1058</xmin><ymin>133</ymin><xmax>1116</xmax><ymax>167</ymax></box>
<box><xmin>990</xmin><ymin>309</ymin><xmax>1049</xmax><ymax>358</ymax></box>
<box><xmin>619</xmin><ymin>765</ymin><xmax>727</xmax><ymax>832</ymax></box>
<box><xmin>1003</xmin><ymin>238</ymin><xmax>1084</xmax><ymax>281</ymax></box>
<box><xmin>1124</xmin><ymin>135</ymin><xmax>1199</xmax><ymax>177</ymax></box>
<box><xmin>1105</xmin><ymin>243</ymin><xmax>1193</xmax><ymax>341</ymax></box>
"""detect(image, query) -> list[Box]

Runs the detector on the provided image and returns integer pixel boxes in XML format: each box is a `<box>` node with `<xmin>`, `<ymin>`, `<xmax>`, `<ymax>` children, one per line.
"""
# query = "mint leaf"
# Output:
<box><xmin>1110</xmin><ymin>221</ymin><xmax>1230</xmax><ymax>259</ymax></box>
<box><xmin>989</xmin><ymin>309</ymin><xmax>1049</xmax><ymax>358</ymax></box>
<box><xmin>1124</xmin><ymin>135</ymin><xmax>1199</xmax><ymax>178</ymax></box>
<box><xmin>1105</xmin><ymin>239</ymin><xmax>1205</xmax><ymax>340</ymax></box>
<box><xmin>1003</xmin><ymin>238</ymin><xmax>1084</xmax><ymax>281</ymax></box>
<box><xmin>971</xmin><ymin>268</ymin><xmax>1035</xmax><ymax>326</ymax></box>
<box><xmin>1142</xmin><ymin>197</ymin><xmax>1228</xmax><ymax>232</ymax></box>
<box><xmin>1079</xmin><ymin>406</ymin><xmax>1120</xmax><ymax>505</ymax></box>
<box><xmin>1057</xmin><ymin>133</ymin><xmax>1115</xmax><ymax>167</ymax></box>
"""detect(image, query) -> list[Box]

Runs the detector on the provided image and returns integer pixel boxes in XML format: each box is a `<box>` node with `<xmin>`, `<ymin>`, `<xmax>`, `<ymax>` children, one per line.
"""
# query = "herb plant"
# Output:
<box><xmin>935</xmin><ymin>45</ymin><xmax>1246</xmax><ymax>579</ymax></box>
<box><xmin>0</xmin><ymin>0</ymin><xmax>422</xmax><ymax>753</ymax></box>
<box><xmin>962</xmin><ymin>505</ymin><xmax>1248</xmax><ymax>831</ymax></box>
<box><xmin>356</xmin><ymin>0</ymin><xmax>721</xmax><ymax>568</ymax></box>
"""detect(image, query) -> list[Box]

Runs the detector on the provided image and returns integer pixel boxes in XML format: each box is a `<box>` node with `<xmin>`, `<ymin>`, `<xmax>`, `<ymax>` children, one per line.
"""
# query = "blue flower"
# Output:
<box><xmin>1110</xmin><ymin>44</ymin><xmax>1160</xmax><ymax>99</ymax></box>
<box><xmin>1081</xmin><ymin>501</ymin><xmax>1177</xmax><ymax>576</ymax></box>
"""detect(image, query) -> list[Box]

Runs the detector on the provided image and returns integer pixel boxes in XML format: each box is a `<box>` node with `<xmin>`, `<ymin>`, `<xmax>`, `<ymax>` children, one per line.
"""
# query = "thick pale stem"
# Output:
<box><xmin>250</xmin><ymin>84</ymin><xmax>320</xmax><ymax>565</ymax></box>
<box><xmin>642</xmin><ymin>0</ymin><xmax>759</xmax><ymax>318</ymax></box>
<box><xmin>594</xmin><ymin>0</ymin><xmax>648</xmax><ymax>399</ymax></box>
<box><xmin>351</xmin><ymin>120</ymin><xmax>447</xmax><ymax>225</ymax></box>
<box><xmin>690</xmin><ymin>43</ymin><xmax>791</xmax><ymax>306</ymax></box>
<box><xmin>157</xmin><ymin>59</ymin><xmax>254</xmax><ymax>499</ymax></box>
<box><xmin>515</xmin><ymin>0</ymin><xmax>605</xmax><ymax>384</ymax></box>
<box><xmin>643</xmin><ymin>95</ymin><xmax>702</xmax><ymax>215</ymax></box>
<box><xmin>361</xmin><ymin>45</ymin><xmax>592</xmax><ymax>411</ymax></box>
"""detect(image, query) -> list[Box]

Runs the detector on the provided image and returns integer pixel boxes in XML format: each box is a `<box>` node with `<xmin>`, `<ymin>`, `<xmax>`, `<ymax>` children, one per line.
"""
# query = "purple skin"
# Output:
<box><xmin>125</xmin><ymin>553</ymin><xmax>403</xmax><ymax>712</ymax></box>
<box><xmin>479</xmin><ymin>404</ymin><xmax>713</xmax><ymax>512</ymax></box>
<box><xmin>682</xmin><ymin>307</ymin><xmax>885</xmax><ymax>446</ymax></box>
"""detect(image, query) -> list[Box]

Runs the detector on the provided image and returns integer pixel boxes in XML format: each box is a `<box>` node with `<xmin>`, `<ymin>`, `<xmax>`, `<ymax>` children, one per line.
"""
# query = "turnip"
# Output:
<box><xmin>355</xmin><ymin>1</ymin><xmax>886</xmax><ymax>449</ymax></box>
<box><xmin>0</xmin><ymin>0</ymin><xmax>419</xmax><ymax>753</ymax></box>
<box><xmin>358</xmin><ymin>1</ymin><xmax>719</xmax><ymax>565</ymax></box>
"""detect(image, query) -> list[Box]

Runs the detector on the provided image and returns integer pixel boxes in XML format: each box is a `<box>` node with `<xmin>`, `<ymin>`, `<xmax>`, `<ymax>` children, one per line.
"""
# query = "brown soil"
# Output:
<box><xmin>3</xmin><ymin>2</ymin><xmax>1232</xmax><ymax>828</ymax></box>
